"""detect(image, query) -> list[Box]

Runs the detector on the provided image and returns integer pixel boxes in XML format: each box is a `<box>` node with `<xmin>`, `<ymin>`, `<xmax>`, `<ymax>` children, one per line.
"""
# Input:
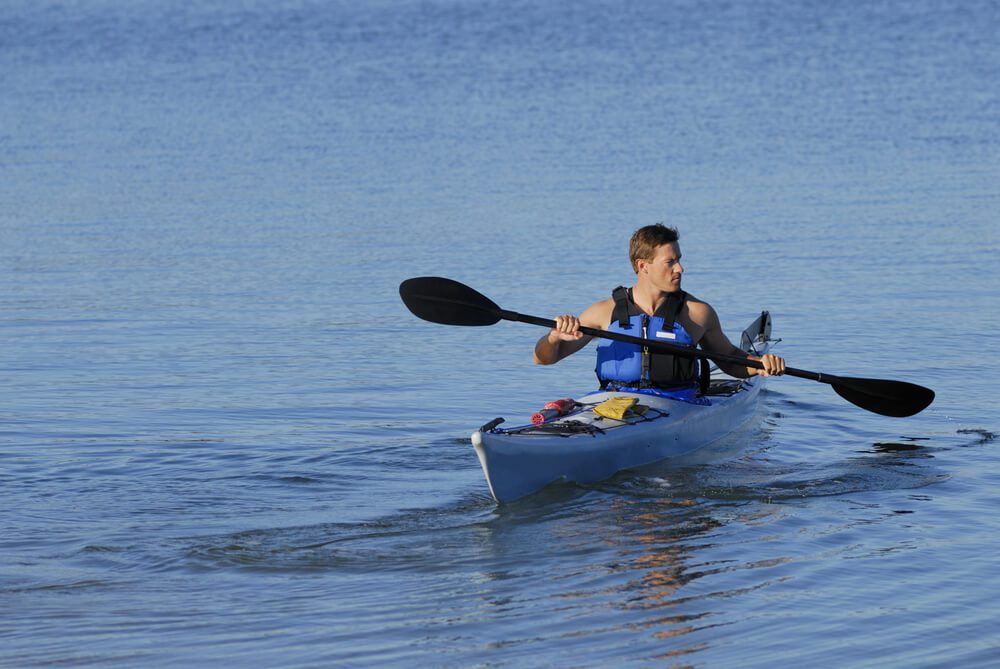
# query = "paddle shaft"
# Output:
<box><xmin>501</xmin><ymin>309</ymin><xmax>818</xmax><ymax>379</ymax></box>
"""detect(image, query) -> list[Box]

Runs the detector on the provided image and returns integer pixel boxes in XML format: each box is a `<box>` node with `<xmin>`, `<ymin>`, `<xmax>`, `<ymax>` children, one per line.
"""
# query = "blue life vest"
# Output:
<box><xmin>595</xmin><ymin>287</ymin><xmax>701</xmax><ymax>394</ymax></box>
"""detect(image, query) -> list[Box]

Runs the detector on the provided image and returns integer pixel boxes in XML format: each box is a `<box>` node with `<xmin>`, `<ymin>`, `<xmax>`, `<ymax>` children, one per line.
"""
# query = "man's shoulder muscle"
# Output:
<box><xmin>683</xmin><ymin>293</ymin><xmax>716</xmax><ymax>322</ymax></box>
<box><xmin>581</xmin><ymin>297</ymin><xmax>614</xmax><ymax>330</ymax></box>
<box><xmin>680</xmin><ymin>293</ymin><xmax>721</xmax><ymax>344</ymax></box>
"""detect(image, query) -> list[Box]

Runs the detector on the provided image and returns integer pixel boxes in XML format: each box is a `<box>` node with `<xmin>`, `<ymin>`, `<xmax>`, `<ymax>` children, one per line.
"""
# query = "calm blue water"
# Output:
<box><xmin>2</xmin><ymin>0</ymin><xmax>999</xmax><ymax>666</ymax></box>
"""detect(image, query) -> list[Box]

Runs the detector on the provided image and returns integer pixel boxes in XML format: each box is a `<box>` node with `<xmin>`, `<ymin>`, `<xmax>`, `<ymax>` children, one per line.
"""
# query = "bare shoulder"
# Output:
<box><xmin>682</xmin><ymin>293</ymin><xmax>719</xmax><ymax>326</ymax></box>
<box><xmin>580</xmin><ymin>297</ymin><xmax>614</xmax><ymax>330</ymax></box>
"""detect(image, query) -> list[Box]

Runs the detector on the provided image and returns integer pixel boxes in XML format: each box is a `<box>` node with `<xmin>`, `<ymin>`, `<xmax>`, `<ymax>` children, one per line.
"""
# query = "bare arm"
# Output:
<box><xmin>697</xmin><ymin>305</ymin><xmax>785</xmax><ymax>378</ymax></box>
<box><xmin>532</xmin><ymin>299</ymin><xmax>612</xmax><ymax>365</ymax></box>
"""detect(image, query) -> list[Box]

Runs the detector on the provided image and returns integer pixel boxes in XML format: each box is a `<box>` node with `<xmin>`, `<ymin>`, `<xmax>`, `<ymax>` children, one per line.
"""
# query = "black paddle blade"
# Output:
<box><xmin>399</xmin><ymin>277</ymin><xmax>502</xmax><ymax>326</ymax></box>
<box><xmin>831</xmin><ymin>376</ymin><xmax>935</xmax><ymax>417</ymax></box>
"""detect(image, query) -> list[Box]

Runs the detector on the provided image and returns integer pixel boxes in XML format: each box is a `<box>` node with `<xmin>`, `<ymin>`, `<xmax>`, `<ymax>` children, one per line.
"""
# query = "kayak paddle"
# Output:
<box><xmin>399</xmin><ymin>276</ymin><xmax>935</xmax><ymax>418</ymax></box>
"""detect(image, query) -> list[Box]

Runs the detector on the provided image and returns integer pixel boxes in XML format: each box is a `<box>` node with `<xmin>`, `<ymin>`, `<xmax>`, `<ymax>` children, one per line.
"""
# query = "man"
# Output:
<box><xmin>533</xmin><ymin>224</ymin><xmax>785</xmax><ymax>396</ymax></box>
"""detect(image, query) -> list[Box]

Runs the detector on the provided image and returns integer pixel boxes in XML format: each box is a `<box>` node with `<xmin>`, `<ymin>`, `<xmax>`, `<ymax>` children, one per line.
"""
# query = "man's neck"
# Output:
<box><xmin>631</xmin><ymin>283</ymin><xmax>679</xmax><ymax>316</ymax></box>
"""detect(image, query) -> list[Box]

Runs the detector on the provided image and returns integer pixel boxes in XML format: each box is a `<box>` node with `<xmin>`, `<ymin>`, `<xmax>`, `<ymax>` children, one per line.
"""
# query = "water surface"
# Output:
<box><xmin>2</xmin><ymin>0</ymin><xmax>999</xmax><ymax>666</ymax></box>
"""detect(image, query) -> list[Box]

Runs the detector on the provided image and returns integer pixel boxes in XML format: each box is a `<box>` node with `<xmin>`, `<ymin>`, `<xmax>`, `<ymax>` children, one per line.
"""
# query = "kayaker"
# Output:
<box><xmin>533</xmin><ymin>224</ymin><xmax>786</xmax><ymax>392</ymax></box>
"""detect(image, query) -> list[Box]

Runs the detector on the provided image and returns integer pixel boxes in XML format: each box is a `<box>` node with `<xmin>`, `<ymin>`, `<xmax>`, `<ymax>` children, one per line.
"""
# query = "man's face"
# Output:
<box><xmin>640</xmin><ymin>242</ymin><xmax>684</xmax><ymax>292</ymax></box>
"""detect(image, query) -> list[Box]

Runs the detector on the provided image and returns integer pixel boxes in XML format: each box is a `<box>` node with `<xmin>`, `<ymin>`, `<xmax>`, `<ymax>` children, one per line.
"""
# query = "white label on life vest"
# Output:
<box><xmin>655</xmin><ymin>331</ymin><xmax>676</xmax><ymax>340</ymax></box>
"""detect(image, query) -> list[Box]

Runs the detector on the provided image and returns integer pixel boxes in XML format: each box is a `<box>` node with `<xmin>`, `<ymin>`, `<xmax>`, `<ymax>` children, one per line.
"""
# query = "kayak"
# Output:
<box><xmin>402</xmin><ymin>277</ymin><xmax>933</xmax><ymax>496</ymax></box>
<box><xmin>470</xmin><ymin>311</ymin><xmax>775</xmax><ymax>503</ymax></box>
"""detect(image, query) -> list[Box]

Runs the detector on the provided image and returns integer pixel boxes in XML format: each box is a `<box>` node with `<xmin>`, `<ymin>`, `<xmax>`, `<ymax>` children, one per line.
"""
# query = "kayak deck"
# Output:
<box><xmin>482</xmin><ymin>379</ymin><xmax>748</xmax><ymax>440</ymax></box>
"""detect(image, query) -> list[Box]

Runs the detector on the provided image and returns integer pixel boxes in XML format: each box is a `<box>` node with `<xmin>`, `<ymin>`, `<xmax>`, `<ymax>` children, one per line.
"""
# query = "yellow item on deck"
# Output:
<box><xmin>593</xmin><ymin>396</ymin><xmax>646</xmax><ymax>420</ymax></box>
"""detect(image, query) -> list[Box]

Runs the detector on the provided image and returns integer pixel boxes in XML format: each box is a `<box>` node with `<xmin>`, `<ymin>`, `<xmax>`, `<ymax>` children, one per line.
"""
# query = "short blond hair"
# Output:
<box><xmin>629</xmin><ymin>224</ymin><xmax>679</xmax><ymax>273</ymax></box>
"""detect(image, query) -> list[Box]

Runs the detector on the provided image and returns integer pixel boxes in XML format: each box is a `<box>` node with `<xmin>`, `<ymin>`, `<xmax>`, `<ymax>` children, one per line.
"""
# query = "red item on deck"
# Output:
<box><xmin>531</xmin><ymin>398</ymin><xmax>576</xmax><ymax>425</ymax></box>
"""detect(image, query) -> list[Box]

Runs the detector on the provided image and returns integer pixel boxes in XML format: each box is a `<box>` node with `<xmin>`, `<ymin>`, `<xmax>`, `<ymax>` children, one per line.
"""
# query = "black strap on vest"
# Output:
<box><xmin>611</xmin><ymin>287</ymin><xmax>688</xmax><ymax>329</ymax></box>
<box><xmin>611</xmin><ymin>286</ymin><xmax>632</xmax><ymax>330</ymax></box>
<box><xmin>652</xmin><ymin>290</ymin><xmax>686</xmax><ymax>330</ymax></box>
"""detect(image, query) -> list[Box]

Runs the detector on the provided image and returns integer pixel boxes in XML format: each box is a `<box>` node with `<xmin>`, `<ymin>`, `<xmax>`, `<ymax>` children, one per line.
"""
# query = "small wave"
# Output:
<box><xmin>4</xmin><ymin>579</ymin><xmax>111</xmax><ymax>595</ymax></box>
<box><xmin>957</xmin><ymin>428</ymin><xmax>997</xmax><ymax>445</ymax></box>
<box><xmin>180</xmin><ymin>494</ymin><xmax>497</xmax><ymax>573</ymax></box>
<box><xmin>595</xmin><ymin>444</ymin><xmax>947</xmax><ymax>504</ymax></box>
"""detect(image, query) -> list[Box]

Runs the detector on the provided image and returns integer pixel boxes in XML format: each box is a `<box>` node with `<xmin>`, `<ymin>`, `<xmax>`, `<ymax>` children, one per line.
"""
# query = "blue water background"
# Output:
<box><xmin>2</xmin><ymin>0</ymin><xmax>999</xmax><ymax>666</ymax></box>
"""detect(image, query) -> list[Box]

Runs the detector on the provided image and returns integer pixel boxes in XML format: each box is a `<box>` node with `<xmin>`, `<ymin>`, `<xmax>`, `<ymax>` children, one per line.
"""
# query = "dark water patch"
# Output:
<box><xmin>957</xmin><ymin>428</ymin><xmax>997</xmax><ymax>445</ymax></box>
<box><xmin>80</xmin><ymin>544</ymin><xmax>125</xmax><ymax>554</ymax></box>
<box><xmin>869</xmin><ymin>434</ymin><xmax>932</xmax><ymax>453</ymax></box>
<box><xmin>872</xmin><ymin>441</ymin><xmax>925</xmax><ymax>452</ymax></box>
<box><xmin>271</xmin><ymin>474</ymin><xmax>321</xmax><ymax>484</ymax></box>
<box><xmin>4</xmin><ymin>579</ymin><xmax>113</xmax><ymax>595</ymax></box>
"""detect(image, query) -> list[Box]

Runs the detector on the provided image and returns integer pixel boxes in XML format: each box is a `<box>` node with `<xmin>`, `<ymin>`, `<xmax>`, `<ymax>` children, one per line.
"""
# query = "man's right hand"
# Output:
<box><xmin>534</xmin><ymin>301</ymin><xmax>607</xmax><ymax>365</ymax></box>
<box><xmin>549</xmin><ymin>315</ymin><xmax>584</xmax><ymax>342</ymax></box>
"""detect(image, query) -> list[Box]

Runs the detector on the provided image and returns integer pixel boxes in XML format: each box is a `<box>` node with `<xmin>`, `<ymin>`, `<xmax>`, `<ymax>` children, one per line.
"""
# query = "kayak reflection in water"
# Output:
<box><xmin>532</xmin><ymin>224</ymin><xmax>786</xmax><ymax>393</ymax></box>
